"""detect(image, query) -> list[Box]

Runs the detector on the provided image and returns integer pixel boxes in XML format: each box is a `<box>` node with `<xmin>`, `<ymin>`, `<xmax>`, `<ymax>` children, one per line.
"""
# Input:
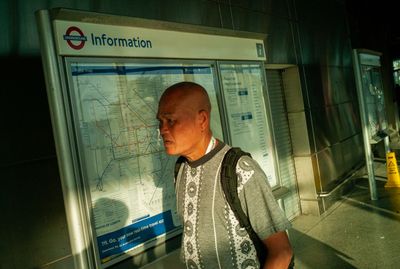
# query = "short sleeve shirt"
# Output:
<box><xmin>175</xmin><ymin>142</ymin><xmax>291</xmax><ymax>269</ymax></box>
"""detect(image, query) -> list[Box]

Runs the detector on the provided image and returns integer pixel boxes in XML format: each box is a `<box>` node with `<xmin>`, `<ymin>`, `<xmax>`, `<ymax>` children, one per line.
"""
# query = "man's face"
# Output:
<box><xmin>157</xmin><ymin>93</ymin><xmax>203</xmax><ymax>158</ymax></box>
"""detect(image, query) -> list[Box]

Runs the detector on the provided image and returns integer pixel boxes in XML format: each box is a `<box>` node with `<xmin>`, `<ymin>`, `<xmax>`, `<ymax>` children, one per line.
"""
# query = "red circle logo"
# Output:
<box><xmin>63</xmin><ymin>26</ymin><xmax>87</xmax><ymax>50</ymax></box>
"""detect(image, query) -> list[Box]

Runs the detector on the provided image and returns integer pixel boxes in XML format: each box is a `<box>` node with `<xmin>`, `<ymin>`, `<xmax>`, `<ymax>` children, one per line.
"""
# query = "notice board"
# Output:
<box><xmin>36</xmin><ymin>8</ymin><xmax>275</xmax><ymax>268</ymax></box>
<box><xmin>358</xmin><ymin>52</ymin><xmax>388</xmax><ymax>142</ymax></box>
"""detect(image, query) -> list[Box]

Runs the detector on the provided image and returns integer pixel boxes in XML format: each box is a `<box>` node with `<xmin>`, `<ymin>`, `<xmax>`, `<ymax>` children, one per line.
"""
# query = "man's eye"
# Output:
<box><xmin>167</xmin><ymin>119</ymin><xmax>175</xmax><ymax>126</ymax></box>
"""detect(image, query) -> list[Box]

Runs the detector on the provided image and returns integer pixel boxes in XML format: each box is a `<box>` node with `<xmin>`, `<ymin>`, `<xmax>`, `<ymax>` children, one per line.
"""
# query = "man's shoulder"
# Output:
<box><xmin>234</xmin><ymin>153</ymin><xmax>266</xmax><ymax>186</ymax></box>
<box><xmin>220</xmin><ymin>146</ymin><xmax>258</xmax><ymax>172</ymax></box>
<box><xmin>236</xmin><ymin>154</ymin><xmax>257</xmax><ymax>172</ymax></box>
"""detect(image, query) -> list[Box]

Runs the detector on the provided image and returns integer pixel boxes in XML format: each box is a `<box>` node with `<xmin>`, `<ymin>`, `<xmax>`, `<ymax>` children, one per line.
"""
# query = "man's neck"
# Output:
<box><xmin>185</xmin><ymin>134</ymin><xmax>214</xmax><ymax>162</ymax></box>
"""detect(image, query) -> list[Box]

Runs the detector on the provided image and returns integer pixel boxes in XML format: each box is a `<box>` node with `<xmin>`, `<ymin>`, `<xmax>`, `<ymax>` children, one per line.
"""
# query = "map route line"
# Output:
<box><xmin>128</xmin><ymin>86</ymin><xmax>158</xmax><ymax>114</ymax></box>
<box><xmin>147</xmin><ymin>154</ymin><xmax>173</xmax><ymax>205</ymax></box>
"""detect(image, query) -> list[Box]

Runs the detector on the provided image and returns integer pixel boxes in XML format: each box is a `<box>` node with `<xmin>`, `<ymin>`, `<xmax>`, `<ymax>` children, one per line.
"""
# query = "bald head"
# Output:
<box><xmin>160</xmin><ymin>82</ymin><xmax>211</xmax><ymax>114</ymax></box>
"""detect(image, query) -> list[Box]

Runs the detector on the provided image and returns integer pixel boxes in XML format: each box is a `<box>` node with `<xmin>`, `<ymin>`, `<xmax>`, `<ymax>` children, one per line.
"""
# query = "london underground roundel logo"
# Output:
<box><xmin>63</xmin><ymin>26</ymin><xmax>87</xmax><ymax>50</ymax></box>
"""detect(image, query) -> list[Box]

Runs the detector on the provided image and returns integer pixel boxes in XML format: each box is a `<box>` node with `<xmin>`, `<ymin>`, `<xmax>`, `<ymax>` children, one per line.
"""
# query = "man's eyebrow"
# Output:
<box><xmin>156</xmin><ymin>112</ymin><xmax>173</xmax><ymax>119</ymax></box>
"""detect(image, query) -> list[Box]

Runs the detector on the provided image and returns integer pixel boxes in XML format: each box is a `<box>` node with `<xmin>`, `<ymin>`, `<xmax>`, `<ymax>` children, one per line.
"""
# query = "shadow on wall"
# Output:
<box><xmin>91</xmin><ymin>197</ymin><xmax>160</xmax><ymax>268</ymax></box>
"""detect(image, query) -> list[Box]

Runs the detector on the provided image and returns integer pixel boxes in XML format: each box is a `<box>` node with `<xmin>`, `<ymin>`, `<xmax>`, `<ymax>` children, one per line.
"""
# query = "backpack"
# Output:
<box><xmin>174</xmin><ymin>147</ymin><xmax>267</xmax><ymax>267</ymax></box>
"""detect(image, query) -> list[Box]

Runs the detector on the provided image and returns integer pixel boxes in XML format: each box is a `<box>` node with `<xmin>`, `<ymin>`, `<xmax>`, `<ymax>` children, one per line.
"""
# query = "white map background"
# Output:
<box><xmin>69</xmin><ymin>62</ymin><xmax>222</xmax><ymax>237</ymax></box>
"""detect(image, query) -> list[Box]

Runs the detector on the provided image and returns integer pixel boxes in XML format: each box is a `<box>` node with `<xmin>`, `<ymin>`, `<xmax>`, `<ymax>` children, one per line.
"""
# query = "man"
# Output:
<box><xmin>157</xmin><ymin>81</ymin><xmax>293</xmax><ymax>269</ymax></box>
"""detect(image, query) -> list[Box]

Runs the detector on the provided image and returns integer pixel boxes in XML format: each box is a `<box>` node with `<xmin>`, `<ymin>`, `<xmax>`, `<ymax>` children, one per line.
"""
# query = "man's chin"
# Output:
<box><xmin>164</xmin><ymin>147</ymin><xmax>178</xmax><ymax>156</ymax></box>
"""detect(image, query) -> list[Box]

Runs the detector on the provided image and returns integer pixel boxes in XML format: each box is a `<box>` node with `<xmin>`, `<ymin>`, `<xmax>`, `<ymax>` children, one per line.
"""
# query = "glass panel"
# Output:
<box><xmin>65</xmin><ymin>58</ymin><xmax>223</xmax><ymax>266</ymax></box>
<box><xmin>219</xmin><ymin>62</ymin><xmax>279</xmax><ymax>187</ymax></box>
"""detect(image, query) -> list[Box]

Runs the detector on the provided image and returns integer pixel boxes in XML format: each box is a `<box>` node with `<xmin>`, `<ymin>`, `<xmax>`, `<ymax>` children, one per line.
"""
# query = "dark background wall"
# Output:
<box><xmin>1</xmin><ymin>0</ymin><xmax>399</xmax><ymax>268</ymax></box>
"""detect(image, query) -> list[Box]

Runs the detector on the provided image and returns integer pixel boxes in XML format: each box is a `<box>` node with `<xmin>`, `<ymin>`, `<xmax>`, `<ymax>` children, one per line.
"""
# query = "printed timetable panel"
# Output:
<box><xmin>220</xmin><ymin>63</ymin><xmax>278</xmax><ymax>187</ymax></box>
<box><xmin>65</xmin><ymin>59</ymin><xmax>223</xmax><ymax>266</ymax></box>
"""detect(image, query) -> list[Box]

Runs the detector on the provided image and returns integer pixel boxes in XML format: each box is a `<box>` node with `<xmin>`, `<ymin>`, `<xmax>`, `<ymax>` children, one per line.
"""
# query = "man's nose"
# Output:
<box><xmin>159</xmin><ymin>122</ymin><xmax>168</xmax><ymax>134</ymax></box>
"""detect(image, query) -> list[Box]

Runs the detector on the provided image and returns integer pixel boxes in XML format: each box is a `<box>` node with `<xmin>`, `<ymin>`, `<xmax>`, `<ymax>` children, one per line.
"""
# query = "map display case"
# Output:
<box><xmin>36</xmin><ymin>8</ymin><xmax>275</xmax><ymax>268</ymax></box>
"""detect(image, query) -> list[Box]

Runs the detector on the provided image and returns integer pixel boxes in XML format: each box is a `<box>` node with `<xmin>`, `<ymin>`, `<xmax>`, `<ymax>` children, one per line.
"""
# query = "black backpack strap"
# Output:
<box><xmin>220</xmin><ymin>147</ymin><xmax>267</xmax><ymax>267</ymax></box>
<box><xmin>174</xmin><ymin>156</ymin><xmax>186</xmax><ymax>185</ymax></box>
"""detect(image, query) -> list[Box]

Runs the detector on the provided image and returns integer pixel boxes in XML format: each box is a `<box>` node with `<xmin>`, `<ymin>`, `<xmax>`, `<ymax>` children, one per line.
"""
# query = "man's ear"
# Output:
<box><xmin>198</xmin><ymin>109</ymin><xmax>209</xmax><ymax>131</ymax></box>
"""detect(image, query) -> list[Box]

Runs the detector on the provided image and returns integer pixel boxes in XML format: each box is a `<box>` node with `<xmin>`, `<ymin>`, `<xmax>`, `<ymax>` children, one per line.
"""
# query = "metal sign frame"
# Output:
<box><xmin>352</xmin><ymin>48</ymin><xmax>389</xmax><ymax>201</ymax></box>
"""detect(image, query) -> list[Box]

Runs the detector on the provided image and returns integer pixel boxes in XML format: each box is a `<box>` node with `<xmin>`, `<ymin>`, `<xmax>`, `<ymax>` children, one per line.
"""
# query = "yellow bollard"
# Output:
<box><xmin>385</xmin><ymin>151</ymin><xmax>400</xmax><ymax>188</ymax></box>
